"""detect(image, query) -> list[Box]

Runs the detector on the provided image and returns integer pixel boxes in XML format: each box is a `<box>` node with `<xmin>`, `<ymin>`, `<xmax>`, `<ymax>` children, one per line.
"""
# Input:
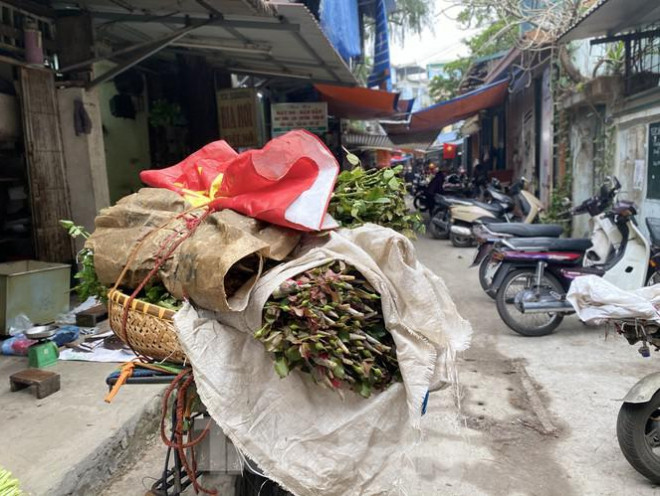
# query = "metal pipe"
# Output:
<box><xmin>535</xmin><ymin>261</ymin><xmax>546</xmax><ymax>290</ymax></box>
<box><xmin>450</xmin><ymin>225</ymin><xmax>472</xmax><ymax>237</ymax></box>
<box><xmin>520</xmin><ymin>301</ymin><xmax>574</xmax><ymax>314</ymax></box>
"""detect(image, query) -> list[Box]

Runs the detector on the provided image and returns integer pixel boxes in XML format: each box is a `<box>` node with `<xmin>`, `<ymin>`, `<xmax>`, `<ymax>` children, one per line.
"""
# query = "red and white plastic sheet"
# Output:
<box><xmin>140</xmin><ymin>130</ymin><xmax>339</xmax><ymax>232</ymax></box>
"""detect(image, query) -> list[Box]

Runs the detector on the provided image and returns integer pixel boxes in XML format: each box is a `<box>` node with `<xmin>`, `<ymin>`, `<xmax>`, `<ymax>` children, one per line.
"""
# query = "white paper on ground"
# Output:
<box><xmin>59</xmin><ymin>345</ymin><xmax>137</xmax><ymax>363</ymax></box>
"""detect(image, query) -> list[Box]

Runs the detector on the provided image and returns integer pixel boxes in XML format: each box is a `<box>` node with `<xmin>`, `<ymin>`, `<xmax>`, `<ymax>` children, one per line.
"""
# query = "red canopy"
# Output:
<box><xmin>384</xmin><ymin>80</ymin><xmax>509</xmax><ymax>145</ymax></box>
<box><xmin>410</xmin><ymin>80</ymin><xmax>508</xmax><ymax>132</ymax></box>
<box><xmin>314</xmin><ymin>84</ymin><xmax>406</xmax><ymax>120</ymax></box>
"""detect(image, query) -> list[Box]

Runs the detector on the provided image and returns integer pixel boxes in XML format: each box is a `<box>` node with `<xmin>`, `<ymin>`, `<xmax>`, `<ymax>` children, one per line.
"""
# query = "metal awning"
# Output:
<box><xmin>383</xmin><ymin>80</ymin><xmax>508</xmax><ymax>146</ymax></box>
<box><xmin>76</xmin><ymin>0</ymin><xmax>274</xmax><ymax>17</ymax></box>
<box><xmin>343</xmin><ymin>132</ymin><xmax>395</xmax><ymax>150</ymax></box>
<box><xmin>560</xmin><ymin>0</ymin><xmax>660</xmax><ymax>42</ymax></box>
<box><xmin>72</xmin><ymin>1</ymin><xmax>357</xmax><ymax>87</ymax></box>
<box><xmin>315</xmin><ymin>84</ymin><xmax>410</xmax><ymax>120</ymax></box>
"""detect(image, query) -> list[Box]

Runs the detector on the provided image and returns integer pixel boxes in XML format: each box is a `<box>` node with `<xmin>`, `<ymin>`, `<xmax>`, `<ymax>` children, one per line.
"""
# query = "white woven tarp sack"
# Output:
<box><xmin>567</xmin><ymin>275</ymin><xmax>660</xmax><ymax>323</ymax></box>
<box><xmin>175</xmin><ymin>224</ymin><xmax>471</xmax><ymax>495</ymax></box>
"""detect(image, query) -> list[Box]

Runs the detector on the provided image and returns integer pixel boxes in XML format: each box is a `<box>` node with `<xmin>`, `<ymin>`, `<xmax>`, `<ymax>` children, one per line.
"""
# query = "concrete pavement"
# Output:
<box><xmin>403</xmin><ymin>234</ymin><xmax>660</xmax><ymax>495</ymax></box>
<box><xmin>0</xmin><ymin>357</ymin><xmax>164</xmax><ymax>495</ymax></box>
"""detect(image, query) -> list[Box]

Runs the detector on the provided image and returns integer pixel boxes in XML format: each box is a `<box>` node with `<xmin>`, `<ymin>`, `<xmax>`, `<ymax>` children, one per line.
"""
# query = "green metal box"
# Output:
<box><xmin>0</xmin><ymin>261</ymin><xmax>71</xmax><ymax>335</ymax></box>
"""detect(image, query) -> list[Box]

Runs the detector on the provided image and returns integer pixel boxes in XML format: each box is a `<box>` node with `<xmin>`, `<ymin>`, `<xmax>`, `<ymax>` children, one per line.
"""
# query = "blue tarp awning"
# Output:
<box><xmin>320</xmin><ymin>0</ymin><xmax>362</xmax><ymax>61</ymax></box>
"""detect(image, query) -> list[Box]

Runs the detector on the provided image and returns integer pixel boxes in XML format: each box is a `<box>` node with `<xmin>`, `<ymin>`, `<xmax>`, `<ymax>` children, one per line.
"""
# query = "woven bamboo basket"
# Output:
<box><xmin>107</xmin><ymin>289</ymin><xmax>186</xmax><ymax>364</ymax></box>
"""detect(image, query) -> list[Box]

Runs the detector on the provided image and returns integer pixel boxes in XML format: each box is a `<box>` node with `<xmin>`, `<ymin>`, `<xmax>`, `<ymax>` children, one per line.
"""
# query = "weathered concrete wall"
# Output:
<box><xmin>614</xmin><ymin>91</ymin><xmax>660</xmax><ymax>237</ymax></box>
<box><xmin>506</xmin><ymin>84</ymin><xmax>536</xmax><ymax>182</ymax></box>
<box><xmin>94</xmin><ymin>61</ymin><xmax>151</xmax><ymax>203</ymax></box>
<box><xmin>57</xmin><ymin>87</ymin><xmax>110</xmax><ymax>250</ymax></box>
<box><xmin>539</xmin><ymin>67</ymin><xmax>553</xmax><ymax>206</ymax></box>
<box><xmin>569</xmin><ymin>110</ymin><xmax>599</xmax><ymax>237</ymax></box>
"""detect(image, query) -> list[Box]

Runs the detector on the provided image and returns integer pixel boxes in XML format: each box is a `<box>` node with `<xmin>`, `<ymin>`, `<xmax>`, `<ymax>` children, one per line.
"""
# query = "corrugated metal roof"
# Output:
<box><xmin>343</xmin><ymin>132</ymin><xmax>395</xmax><ymax>150</ymax></box>
<box><xmin>80</xmin><ymin>0</ymin><xmax>275</xmax><ymax>17</ymax></box>
<box><xmin>560</xmin><ymin>0</ymin><xmax>660</xmax><ymax>42</ymax></box>
<box><xmin>84</xmin><ymin>0</ymin><xmax>356</xmax><ymax>85</ymax></box>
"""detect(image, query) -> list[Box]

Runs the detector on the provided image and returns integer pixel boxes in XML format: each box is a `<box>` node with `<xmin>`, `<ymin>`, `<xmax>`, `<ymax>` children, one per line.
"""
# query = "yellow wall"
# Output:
<box><xmin>94</xmin><ymin>61</ymin><xmax>151</xmax><ymax>203</ymax></box>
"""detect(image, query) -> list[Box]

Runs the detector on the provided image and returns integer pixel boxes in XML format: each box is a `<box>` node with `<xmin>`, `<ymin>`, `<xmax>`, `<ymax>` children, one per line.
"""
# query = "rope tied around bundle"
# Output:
<box><xmin>112</xmin><ymin>204</ymin><xmax>213</xmax><ymax>363</ymax></box>
<box><xmin>161</xmin><ymin>368</ymin><xmax>217</xmax><ymax>495</ymax></box>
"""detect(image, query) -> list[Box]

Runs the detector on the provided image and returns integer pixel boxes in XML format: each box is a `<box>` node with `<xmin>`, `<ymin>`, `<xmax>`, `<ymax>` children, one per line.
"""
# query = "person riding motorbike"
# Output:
<box><xmin>472</xmin><ymin>155</ymin><xmax>490</xmax><ymax>199</ymax></box>
<box><xmin>423</xmin><ymin>167</ymin><xmax>447</xmax><ymax>213</ymax></box>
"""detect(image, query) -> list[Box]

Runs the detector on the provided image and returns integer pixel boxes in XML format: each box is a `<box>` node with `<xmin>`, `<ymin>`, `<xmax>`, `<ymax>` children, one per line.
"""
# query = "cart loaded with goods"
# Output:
<box><xmin>72</xmin><ymin>130</ymin><xmax>471</xmax><ymax>496</ymax></box>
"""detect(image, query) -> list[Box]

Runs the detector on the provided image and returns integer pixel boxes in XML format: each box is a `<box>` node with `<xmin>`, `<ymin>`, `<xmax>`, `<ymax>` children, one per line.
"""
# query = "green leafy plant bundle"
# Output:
<box><xmin>329</xmin><ymin>153</ymin><xmax>424</xmax><ymax>237</ymax></box>
<box><xmin>255</xmin><ymin>261</ymin><xmax>401</xmax><ymax>398</ymax></box>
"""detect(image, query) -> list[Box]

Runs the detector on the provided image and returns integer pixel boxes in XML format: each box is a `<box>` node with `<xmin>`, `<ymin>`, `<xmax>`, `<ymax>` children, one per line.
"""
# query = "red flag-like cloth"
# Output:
<box><xmin>140</xmin><ymin>130</ymin><xmax>339</xmax><ymax>231</ymax></box>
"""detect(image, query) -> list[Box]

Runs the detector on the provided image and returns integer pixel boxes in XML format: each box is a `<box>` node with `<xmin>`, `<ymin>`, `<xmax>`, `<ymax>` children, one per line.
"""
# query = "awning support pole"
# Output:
<box><xmin>90</xmin><ymin>12</ymin><xmax>300</xmax><ymax>32</ymax></box>
<box><xmin>85</xmin><ymin>23</ymin><xmax>206</xmax><ymax>90</ymax></box>
<box><xmin>62</xmin><ymin>27</ymin><xmax>200</xmax><ymax>73</ymax></box>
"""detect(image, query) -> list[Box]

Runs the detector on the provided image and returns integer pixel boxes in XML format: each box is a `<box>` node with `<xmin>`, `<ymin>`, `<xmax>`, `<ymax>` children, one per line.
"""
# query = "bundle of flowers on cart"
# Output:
<box><xmin>65</xmin><ymin>130</ymin><xmax>471</xmax><ymax>496</ymax></box>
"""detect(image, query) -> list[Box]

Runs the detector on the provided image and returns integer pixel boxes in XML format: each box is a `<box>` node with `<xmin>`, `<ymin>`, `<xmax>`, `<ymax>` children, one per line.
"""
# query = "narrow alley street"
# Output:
<box><xmin>402</xmin><ymin>234</ymin><xmax>660</xmax><ymax>496</ymax></box>
<box><xmin>5</xmin><ymin>1</ymin><xmax>660</xmax><ymax>494</ymax></box>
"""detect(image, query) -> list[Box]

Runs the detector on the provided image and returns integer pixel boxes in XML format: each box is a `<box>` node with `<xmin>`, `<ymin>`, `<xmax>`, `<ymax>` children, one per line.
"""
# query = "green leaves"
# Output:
<box><xmin>142</xmin><ymin>282</ymin><xmax>183</xmax><ymax>311</ymax></box>
<box><xmin>59</xmin><ymin>220</ymin><xmax>90</xmax><ymax>239</ymax></box>
<box><xmin>329</xmin><ymin>163</ymin><xmax>424</xmax><ymax>238</ymax></box>
<box><xmin>342</xmin><ymin>146</ymin><xmax>361</xmax><ymax>167</ymax></box>
<box><xmin>274</xmin><ymin>356</ymin><xmax>290</xmax><ymax>378</ymax></box>
<box><xmin>73</xmin><ymin>249</ymin><xmax>108</xmax><ymax>303</ymax></box>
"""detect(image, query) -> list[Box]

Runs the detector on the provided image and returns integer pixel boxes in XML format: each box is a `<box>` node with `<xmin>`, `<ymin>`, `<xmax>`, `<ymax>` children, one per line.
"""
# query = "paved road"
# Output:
<box><xmin>405</xmin><ymin>233</ymin><xmax>660</xmax><ymax>496</ymax></box>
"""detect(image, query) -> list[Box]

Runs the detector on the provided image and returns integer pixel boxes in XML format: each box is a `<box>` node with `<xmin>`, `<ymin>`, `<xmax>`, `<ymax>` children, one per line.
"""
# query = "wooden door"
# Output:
<box><xmin>18</xmin><ymin>67</ymin><xmax>74</xmax><ymax>262</ymax></box>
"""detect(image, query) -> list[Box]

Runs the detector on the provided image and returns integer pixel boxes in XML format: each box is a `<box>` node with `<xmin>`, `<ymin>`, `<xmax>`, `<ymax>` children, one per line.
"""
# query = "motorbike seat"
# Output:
<box><xmin>436</xmin><ymin>194</ymin><xmax>473</xmax><ymax>206</ymax></box>
<box><xmin>484</xmin><ymin>223</ymin><xmax>563</xmax><ymax>238</ymax></box>
<box><xmin>471</xmin><ymin>200</ymin><xmax>505</xmax><ymax>215</ymax></box>
<box><xmin>505</xmin><ymin>237</ymin><xmax>592</xmax><ymax>252</ymax></box>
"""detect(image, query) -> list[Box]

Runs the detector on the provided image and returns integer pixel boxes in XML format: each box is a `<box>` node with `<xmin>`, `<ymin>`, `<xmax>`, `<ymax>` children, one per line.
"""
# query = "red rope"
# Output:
<box><xmin>160</xmin><ymin>369</ymin><xmax>217</xmax><ymax>495</ymax></box>
<box><xmin>120</xmin><ymin>209</ymin><xmax>212</xmax><ymax>362</ymax></box>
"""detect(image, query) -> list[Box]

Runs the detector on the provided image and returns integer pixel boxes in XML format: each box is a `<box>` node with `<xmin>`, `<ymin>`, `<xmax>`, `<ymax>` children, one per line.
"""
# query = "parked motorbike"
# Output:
<box><xmin>492</xmin><ymin>198</ymin><xmax>658</xmax><ymax>336</ymax></box>
<box><xmin>472</xmin><ymin>222</ymin><xmax>564</xmax><ymax>296</ymax></box>
<box><xmin>615</xmin><ymin>318</ymin><xmax>660</xmax><ymax>484</ymax></box>
<box><xmin>415</xmin><ymin>171</ymin><xmax>475</xmax><ymax>214</ymax></box>
<box><xmin>428</xmin><ymin>178</ymin><xmax>503</xmax><ymax>240</ymax></box>
<box><xmin>431</xmin><ymin>178</ymin><xmax>543</xmax><ymax>247</ymax></box>
<box><xmin>475</xmin><ymin>179</ymin><xmax>620</xmax><ymax>296</ymax></box>
<box><xmin>566</xmin><ymin>277</ymin><xmax>660</xmax><ymax>484</ymax></box>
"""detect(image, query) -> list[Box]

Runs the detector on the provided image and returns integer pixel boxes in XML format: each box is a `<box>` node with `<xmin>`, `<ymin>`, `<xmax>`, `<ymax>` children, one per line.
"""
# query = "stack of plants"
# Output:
<box><xmin>255</xmin><ymin>261</ymin><xmax>401</xmax><ymax>398</ymax></box>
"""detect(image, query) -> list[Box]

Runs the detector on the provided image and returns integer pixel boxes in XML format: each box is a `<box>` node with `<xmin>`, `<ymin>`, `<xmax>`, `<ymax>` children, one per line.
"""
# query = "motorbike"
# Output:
<box><xmin>471</xmin><ymin>222</ymin><xmax>564</xmax><ymax>296</ymax></box>
<box><xmin>492</xmin><ymin>199</ymin><xmax>658</xmax><ymax>336</ymax></box>
<box><xmin>431</xmin><ymin>178</ymin><xmax>544</xmax><ymax>247</ymax></box>
<box><xmin>615</xmin><ymin>318</ymin><xmax>660</xmax><ymax>484</ymax></box>
<box><xmin>474</xmin><ymin>178</ymin><xmax>620</xmax><ymax>297</ymax></box>
<box><xmin>427</xmin><ymin>178</ymin><xmax>503</xmax><ymax>240</ymax></box>
<box><xmin>411</xmin><ymin>175</ymin><xmax>429</xmax><ymax>209</ymax></box>
<box><xmin>415</xmin><ymin>171</ymin><xmax>474</xmax><ymax>214</ymax></box>
<box><xmin>565</xmin><ymin>274</ymin><xmax>660</xmax><ymax>484</ymax></box>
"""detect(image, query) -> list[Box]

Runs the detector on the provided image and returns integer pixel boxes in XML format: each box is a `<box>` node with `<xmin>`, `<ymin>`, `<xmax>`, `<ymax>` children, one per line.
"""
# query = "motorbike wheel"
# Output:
<box><xmin>428</xmin><ymin>212</ymin><xmax>450</xmax><ymax>239</ymax></box>
<box><xmin>495</xmin><ymin>269</ymin><xmax>564</xmax><ymax>336</ymax></box>
<box><xmin>478</xmin><ymin>253</ymin><xmax>499</xmax><ymax>298</ymax></box>
<box><xmin>450</xmin><ymin>231</ymin><xmax>473</xmax><ymax>248</ymax></box>
<box><xmin>413</xmin><ymin>194</ymin><xmax>428</xmax><ymax>212</ymax></box>
<box><xmin>617</xmin><ymin>390</ymin><xmax>660</xmax><ymax>484</ymax></box>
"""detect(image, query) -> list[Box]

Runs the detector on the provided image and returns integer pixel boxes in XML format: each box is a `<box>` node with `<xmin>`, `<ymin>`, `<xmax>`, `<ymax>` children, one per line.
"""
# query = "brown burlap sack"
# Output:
<box><xmin>86</xmin><ymin>188</ymin><xmax>189</xmax><ymax>288</ymax></box>
<box><xmin>86</xmin><ymin>188</ymin><xmax>301</xmax><ymax>313</ymax></box>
